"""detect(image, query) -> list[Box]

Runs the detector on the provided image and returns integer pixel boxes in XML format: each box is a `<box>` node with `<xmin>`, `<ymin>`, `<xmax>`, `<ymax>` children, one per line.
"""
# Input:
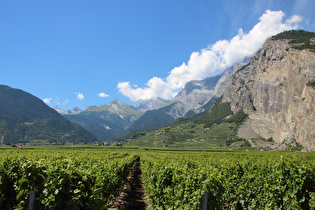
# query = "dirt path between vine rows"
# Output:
<box><xmin>108</xmin><ymin>158</ymin><xmax>150</xmax><ymax>210</ymax></box>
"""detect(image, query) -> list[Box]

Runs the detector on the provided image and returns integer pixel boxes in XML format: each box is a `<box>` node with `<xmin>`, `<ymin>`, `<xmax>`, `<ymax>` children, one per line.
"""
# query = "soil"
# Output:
<box><xmin>108</xmin><ymin>159</ymin><xmax>148</xmax><ymax>210</ymax></box>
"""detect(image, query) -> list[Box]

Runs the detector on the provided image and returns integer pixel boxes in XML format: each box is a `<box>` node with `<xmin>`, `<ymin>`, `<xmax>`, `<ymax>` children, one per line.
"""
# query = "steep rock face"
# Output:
<box><xmin>213</xmin><ymin>63</ymin><xmax>246</xmax><ymax>98</ymax></box>
<box><xmin>172</xmin><ymin>75</ymin><xmax>221</xmax><ymax>114</ymax></box>
<box><xmin>172</xmin><ymin>63</ymin><xmax>244</xmax><ymax>115</ymax></box>
<box><xmin>222</xmin><ymin>38</ymin><xmax>315</xmax><ymax>150</ymax></box>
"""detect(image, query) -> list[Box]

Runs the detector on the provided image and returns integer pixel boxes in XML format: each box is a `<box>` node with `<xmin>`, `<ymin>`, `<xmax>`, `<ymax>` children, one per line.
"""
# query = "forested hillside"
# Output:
<box><xmin>0</xmin><ymin>85</ymin><xmax>97</xmax><ymax>144</ymax></box>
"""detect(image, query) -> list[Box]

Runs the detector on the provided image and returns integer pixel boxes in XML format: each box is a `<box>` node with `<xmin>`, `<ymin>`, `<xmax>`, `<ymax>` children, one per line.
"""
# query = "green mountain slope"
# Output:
<box><xmin>127</xmin><ymin>97</ymin><xmax>250</xmax><ymax>149</ymax></box>
<box><xmin>128</xmin><ymin>102</ymin><xmax>180</xmax><ymax>131</ymax></box>
<box><xmin>64</xmin><ymin>99</ymin><xmax>143</xmax><ymax>139</ymax></box>
<box><xmin>0</xmin><ymin>85</ymin><xmax>97</xmax><ymax>144</ymax></box>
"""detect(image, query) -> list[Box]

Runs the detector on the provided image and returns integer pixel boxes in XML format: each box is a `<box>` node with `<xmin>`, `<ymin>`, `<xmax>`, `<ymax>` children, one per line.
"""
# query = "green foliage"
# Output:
<box><xmin>131</xmin><ymin>132</ymin><xmax>146</xmax><ymax>139</ymax></box>
<box><xmin>225</xmin><ymin>109</ymin><xmax>248</xmax><ymax>124</ymax></box>
<box><xmin>118</xmin><ymin>128</ymin><xmax>154</xmax><ymax>140</ymax></box>
<box><xmin>141</xmin><ymin>151</ymin><xmax>315</xmax><ymax>209</ymax></box>
<box><xmin>192</xmin><ymin>97</ymin><xmax>233</xmax><ymax>127</ymax></box>
<box><xmin>1</xmin><ymin>147</ymin><xmax>314</xmax><ymax>209</ymax></box>
<box><xmin>271</xmin><ymin>30</ymin><xmax>315</xmax><ymax>52</ymax></box>
<box><xmin>184</xmin><ymin>110</ymin><xmax>196</xmax><ymax>118</ymax></box>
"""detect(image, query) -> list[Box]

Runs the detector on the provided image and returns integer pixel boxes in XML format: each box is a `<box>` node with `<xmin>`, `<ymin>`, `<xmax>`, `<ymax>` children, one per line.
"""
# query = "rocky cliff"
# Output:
<box><xmin>172</xmin><ymin>62</ymin><xmax>245</xmax><ymax>115</ymax></box>
<box><xmin>222</xmin><ymin>31</ymin><xmax>315</xmax><ymax>151</ymax></box>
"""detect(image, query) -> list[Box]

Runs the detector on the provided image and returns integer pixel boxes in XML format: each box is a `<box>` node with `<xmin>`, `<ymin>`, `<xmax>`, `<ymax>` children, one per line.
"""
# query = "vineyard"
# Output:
<box><xmin>0</xmin><ymin>146</ymin><xmax>314</xmax><ymax>209</ymax></box>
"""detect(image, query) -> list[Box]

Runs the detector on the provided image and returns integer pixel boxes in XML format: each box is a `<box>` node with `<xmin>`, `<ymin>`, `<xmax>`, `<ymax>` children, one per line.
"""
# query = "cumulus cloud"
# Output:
<box><xmin>118</xmin><ymin>10</ymin><xmax>302</xmax><ymax>102</ymax></box>
<box><xmin>98</xmin><ymin>92</ymin><xmax>109</xmax><ymax>98</ymax></box>
<box><xmin>118</xmin><ymin>78</ymin><xmax>175</xmax><ymax>101</ymax></box>
<box><xmin>43</xmin><ymin>98</ymin><xmax>52</xmax><ymax>104</ymax></box>
<box><xmin>75</xmin><ymin>92</ymin><xmax>85</xmax><ymax>100</ymax></box>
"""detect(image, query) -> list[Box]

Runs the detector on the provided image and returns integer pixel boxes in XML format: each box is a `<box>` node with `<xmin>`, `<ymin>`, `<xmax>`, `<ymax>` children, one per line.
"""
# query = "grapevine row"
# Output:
<box><xmin>1</xmin><ymin>147</ymin><xmax>314</xmax><ymax>209</ymax></box>
<box><xmin>0</xmin><ymin>148</ymin><xmax>138</xmax><ymax>209</ymax></box>
<box><xmin>141</xmin><ymin>152</ymin><xmax>315</xmax><ymax>209</ymax></box>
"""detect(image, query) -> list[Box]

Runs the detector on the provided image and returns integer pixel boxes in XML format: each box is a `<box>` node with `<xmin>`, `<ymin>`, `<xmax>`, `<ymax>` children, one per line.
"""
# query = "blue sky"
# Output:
<box><xmin>1</xmin><ymin>0</ymin><xmax>314</xmax><ymax>110</ymax></box>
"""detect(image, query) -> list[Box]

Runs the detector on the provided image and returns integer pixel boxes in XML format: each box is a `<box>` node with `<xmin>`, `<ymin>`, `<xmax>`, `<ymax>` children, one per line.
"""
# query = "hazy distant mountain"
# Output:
<box><xmin>132</xmin><ymin>97</ymin><xmax>168</xmax><ymax>111</ymax></box>
<box><xmin>63</xmin><ymin>99</ymin><xmax>143</xmax><ymax>139</ymax></box>
<box><xmin>0</xmin><ymin>85</ymin><xmax>97</xmax><ymax>144</ymax></box>
<box><xmin>54</xmin><ymin>106</ymin><xmax>83</xmax><ymax>115</ymax></box>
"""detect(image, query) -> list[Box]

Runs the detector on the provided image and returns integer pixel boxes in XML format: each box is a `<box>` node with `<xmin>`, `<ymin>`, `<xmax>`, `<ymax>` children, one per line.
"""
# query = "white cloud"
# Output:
<box><xmin>118</xmin><ymin>77</ymin><xmax>175</xmax><ymax>101</ymax></box>
<box><xmin>210</xmin><ymin>10</ymin><xmax>301</xmax><ymax>68</ymax></box>
<box><xmin>118</xmin><ymin>10</ymin><xmax>302</xmax><ymax>102</ymax></box>
<box><xmin>43</xmin><ymin>98</ymin><xmax>52</xmax><ymax>104</ymax></box>
<box><xmin>75</xmin><ymin>92</ymin><xmax>85</xmax><ymax>100</ymax></box>
<box><xmin>98</xmin><ymin>92</ymin><xmax>109</xmax><ymax>98</ymax></box>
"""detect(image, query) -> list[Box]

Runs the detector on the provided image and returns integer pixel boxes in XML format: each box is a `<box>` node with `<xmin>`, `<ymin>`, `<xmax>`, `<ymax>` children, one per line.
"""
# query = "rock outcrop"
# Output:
<box><xmin>222</xmin><ymin>36</ymin><xmax>315</xmax><ymax>151</ymax></box>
